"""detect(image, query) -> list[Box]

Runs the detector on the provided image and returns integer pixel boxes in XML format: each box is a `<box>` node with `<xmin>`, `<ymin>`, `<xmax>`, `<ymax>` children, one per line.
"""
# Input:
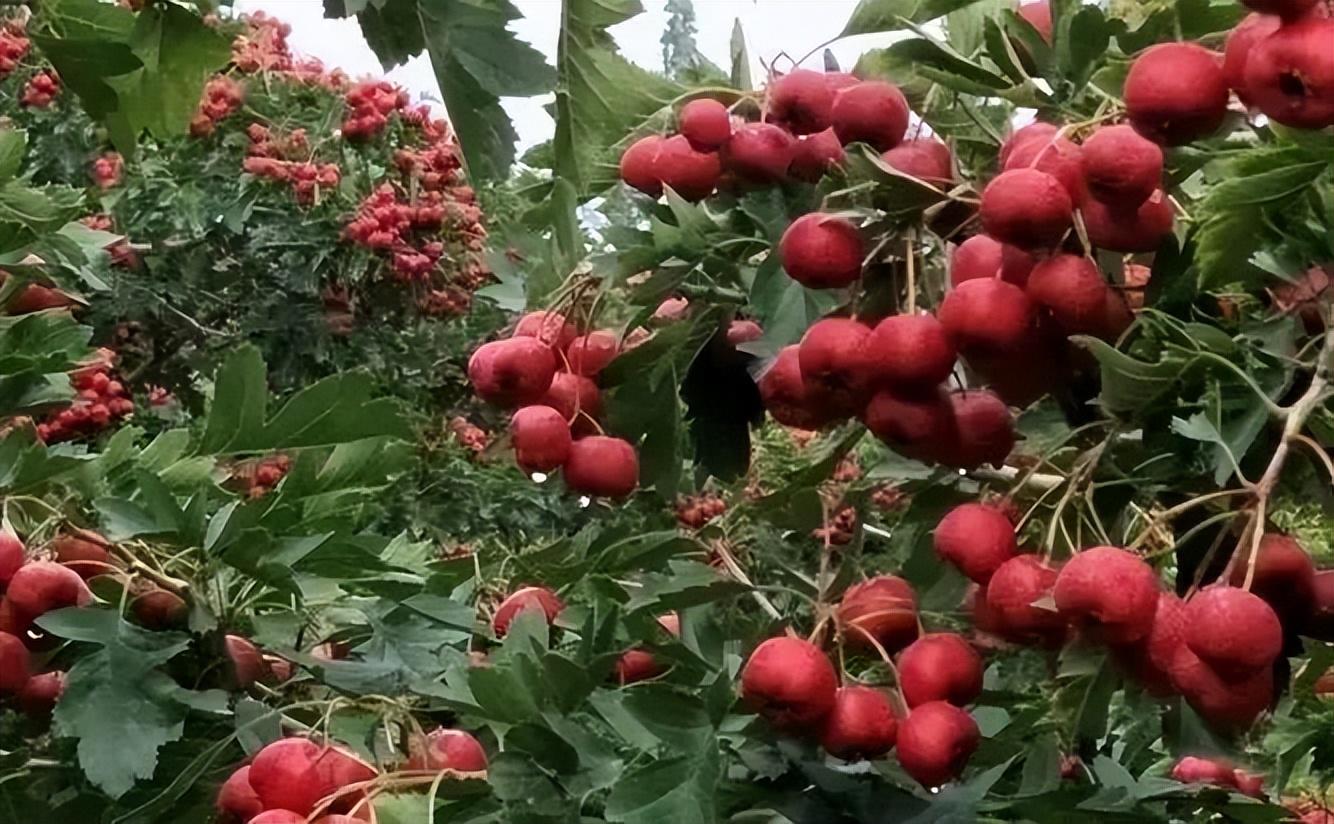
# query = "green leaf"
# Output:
<box><xmin>843</xmin><ymin>0</ymin><xmax>990</xmax><ymax>35</ymax></box>
<box><xmin>604</xmin><ymin>749</ymin><xmax>720</xmax><ymax>824</ymax></box>
<box><xmin>1056</xmin><ymin>5</ymin><xmax>1113</xmax><ymax>90</ymax></box>
<box><xmin>0</xmin><ymin>130</ymin><xmax>27</xmax><ymax>182</ymax></box>
<box><xmin>1071</xmin><ymin>336</ymin><xmax>1189</xmax><ymax>416</ymax></box>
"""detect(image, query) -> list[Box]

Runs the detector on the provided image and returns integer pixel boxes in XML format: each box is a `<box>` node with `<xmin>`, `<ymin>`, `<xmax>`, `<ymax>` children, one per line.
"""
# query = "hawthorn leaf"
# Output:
<box><xmin>843</xmin><ymin>0</ymin><xmax>990</xmax><ymax>34</ymax></box>
<box><xmin>604</xmin><ymin>748</ymin><xmax>720</xmax><ymax>824</ymax></box>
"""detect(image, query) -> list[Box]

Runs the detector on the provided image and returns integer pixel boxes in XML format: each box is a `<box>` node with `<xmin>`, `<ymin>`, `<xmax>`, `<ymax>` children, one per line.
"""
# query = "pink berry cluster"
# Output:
<box><xmin>342</xmin><ymin>80</ymin><xmax>409</xmax><ymax>141</ymax></box>
<box><xmin>343</xmin><ymin>185</ymin><xmax>447</xmax><ymax>281</ymax></box>
<box><xmin>447</xmin><ymin>416</ymin><xmax>490</xmax><ymax>454</ymax></box>
<box><xmin>674</xmin><ymin>493</ymin><xmax>726</xmax><ymax>529</ymax></box>
<box><xmin>231</xmin><ymin>11</ymin><xmax>293</xmax><ymax>74</ymax></box>
<box><xmin>242</xmin><ymin>124</ymin><xmax>342</xmax><ymax>206</ymax></box>
<box><xmin>0</xmin><ymin>22</ymin><xmax>29</xmax><ymax>79</ymax></box>
<box><xmin>20</xmin><ymin>70</ymin><xmax>58</xmax><ymax>108</ymax></box>
<box><xmin>393</xmin><ymin>140</ymin><xmax>464</xmax><ymax>192</ymax></box>
<box><xmin>190</xmin><ymin>75</ymin><xmax>245</xmax><ymax>137</ymax></box>
<box><xmin>90</xmin><ymin>152</ymin><xmax>123</xmax><ymax>190</ymax></box>
<box><xmin>37</xmin><ymin>349</ymin><xmax>134</xmax><ymax>444</ymax></box>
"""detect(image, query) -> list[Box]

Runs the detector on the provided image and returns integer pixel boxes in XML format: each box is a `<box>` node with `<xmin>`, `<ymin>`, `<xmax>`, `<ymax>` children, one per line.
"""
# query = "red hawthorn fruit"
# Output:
<box><xmin>938</xmin><ymin>277</ymin><xmax>1035</xmax><ymax>354</ymax></box>
<box><xmin>5</xmin><ymin>561</ymin><xmax>92</xmax><ymax>618</ymax></box>
<box><xmin>837</xmin><ymin>575</ymin><xmax>919</xmax><ymax>653</ymax></box>
<box><xmin>540</xmin><ymin>372</ymin><xmax>603</xmax><ymax>434</ymax></box>
<box><xmin>652</xmin><ymin>296</ymin><xmax>690</xmax><ymax>325</ymax></box>
<box><xmin>779</xmin><ymin>213</ymin><xmax>864</xmax><ymax>289</ymax></box>
<box><xmin>312</xmin><ymin>816</ymin><xmax>368</xmax><ymax>824</ymax></box>
<box><xmin>797</xmin><ymin>318</ymin><xmax>874</xmax><ymax>416</ymax></box>
<box><xmin>50</xmin><ymin>534</ymin><xmax>112</xmax><ymax>580</ymax></box>
<box><xmin>566</xmin><ymin>331</ymin><xmax>619</xmax><ymax>377</ymax></box>
<box><xmin>1171</xmin><ymin>755</ymin><xmax>1238</xmax><ymax>789</ymax></box>
<box><xmin>514</xmin><ymin>311</ymin><xmax>577</xmax><ymax>351</ymax></box>
<box><xmin>726</xmin><ymin>319</ymin><xmax>764</xmax><ymax>346</ymax></box>
<box><xmin>614</xmin><ymin>613</ymin><xmax>681</xmax><ymax>685</ymax></box>
<box><xmin>980</xmin><ymin>168</ymin><xmax>1073</xmax><ymax>249</ymax></box>
<box><xmin>406</xmin><ymin>728</ymin><xmax>488</xmax><ymax>772</ymax></box>
<box><xmin>226</xmin><ymin>634</ymin><xmax>266</xmax><ymax>690</ymax></box>
<box><xmin>678</xmin><ymin>98</ymin><xmax>732</xmax><ymax>150</ymax></box>
<box><xmin>248</xmin><ymin>738</ymin><xmax>325</xmax><ymax>815</ymax></box>
<box><xmin>313</xmin><ymin>745</ymin><xmax>378</xmax><ymax>804</ymax></box>
<box><xmin>1305</xmin><ymin>569</ymin><xmax>1334</xmax><ymax>640</ymax></box>
<box><xmin>895</xmin><ymin>701</ymin><xmax>981</xmax><ymax>787</ymax></box>
<box><xmin>898</xmin><ymin>633</ymin><xmax>983</xmax><ymax>708</ymax></box>
<box><xmin>1081</xmin><ymin>189</ymin><xmax>1175</xmax><ymax>254</ymax></box>
<box><xmin>821</xmin><ymin>686</ymin><xmax>899</xmax><ymax>760</ymax></box>
<box><xmin>1232</xmin><ymin>770</ymin><xmax>1265</xmax><ymax>798</ymax></box>
<box><xmin>1226</xmin><ymin>532</ymin><xmax>1316</xmax><ymax>624</ymax></box>
<box><xmin>1001</xmin><ymin>123</ymin><xmax>1085</xmax><ymax>201</ymax></box>
<box><xmin>1025</xmin><ymin>254</ymin><xmax>1111</xmax><ymax>335</ymax></box>
<box><xmin>4</xmin><ymin>283</ymin><xmax>74</xmax><ymax>315</ymax></box>
<box><xmin>864</xmin><ymin>313</ymin><xmax>957</xmax><ymax>389</ymax></box>
<box><xmin>17</xmin><ymin>670</ymin><xmax>63</xmax><ymax>716</ymax></box>
<box><xmin>830</xmin><ymin>81</ymin><xmax>910</xmax><ymax>151</ymax></box>
<box><xmin>985</xmin><ymin>555</ymin><xmax>1064</xmax><ymax>644</ymax></box>
<box><xmin>131</xmin><ymin>589</ymin><xmax>189</xmax><ymax>630</ymax></box>
<box><xmin>740</xmin><ymin>636</ymin><xmax>838</xmax><ymax>731</ymax></box>
<box><xmin>564</xmin><ymin>436</ymin><xmax>639</xmax><ymax>498</ymax></box>
<box><xmin>0</xmin><ymin>525</ymin><xmax>24</xmax><ymax>587</ymax></box>
<box><xmin>881</xmin><ymin>138</ymin><xmax>953</xmax><ymax>185</ymax></box>
<box><xmin>1171</xmin><ymin>645</ymin><xmax>1273</xmax><ymax>732</ymax></box>
<box><xmin>216</xmin><ymin>765</ymin><xmax>264</xmax><ymax>823</ymax></box>
<box><xmin>769</xmin><ymin>69</ymin><xmax>838</xmax><ymax>135</ymax></box>
<box><xmin>1052</xmin><ymin>547</ymin><xmax>1160</xmax><ymax>645</ymax></box>
<box><xmin>249</xmin><ymin>812</ymin><xmax>307</xmax><ymax>824</ymax></box>
<box><xmin>863</xmin><ymin>387</ymin><xmax>954</xmax><ymax>461</ymax></box>
<box><xmin>1111</xmin><ymin>591</ymin><xmax>1186</xmax><ymax>697</ymax></box>
<box><xmin>949</xmin><ymin>235</ymin><xmax>1035</xmax><ymax>288</ymax></box>
<box><xmin>934</xmin><ymin>503</ymin><xmax>1017</xmax><ymax>585</ymax></box>
<box><xmin>759</xmin><ymin>346</ymin><xmax>835</xmax><ymax>430</ymax></box>
<box><xmin>1225</xmin><ymin>14</ymin><xmax>1283</xmax><ymax>107</ymax></box>
<box><xmin>493</xmin><ymin>586</ymin><xmax>564</xmax><ymax>637</ymax></box>
<box><xmin>1240</xmin><ymin>0</ymin><xmax>1319</xmax><ymax>20</ymax></box>
<box><xmin>1095</xmin><ymin>288</ymin><xmax>1136</xmax><ymax>343</ymax></box>
<box><xmin>721</xmin><ymin>122</ymin><xmax>796</xmax><ymax>184</ymax></box>
<box><xmin>1183</xmin><ymin>585</ymin><xmax>1283</xmax><ymax>680</ymax></box>
<box><xmin>1080</xmin><ymin>124</ymin><xmax>1164</xmax><ymax>209</ymax></box>
<box><xmin>1016</xmin><ymin>1</ymin><xmax>1053</xmax><ymax>40</ymax></box>
<box><xmin>0</xmin><ymin>631</ymin><xmax>30</xmax><ymax>692</ymax></box>
<box><xmin>943</xmin><ymin>389</ymin><xmax>1015</xmax><ymax>470</ymax></box>
<box><xmin>655</xmin><ymin>134</ymin><xmax>722</xmax><ymax>201</ymax></box>
<box><xmin>468</xmin><ymin>338</ymin><xmax>558</xmax><ymax>408</ymax></box>
<box><xmin>510</xmin><ymin>406</ymin><xmax>572</xmax><ymax>473</ymax></box>
<box><xmin>788</xmin><ymin>127</ymin><xmax>846</xmax><ymax>182</ymax></box>
<box><xmin>1243</xmin><ymin>18</ymin><xmax>1334</xmax><ymax>129</ymax></box>
<box><xmin>1124</xmin><ymin>43</ymin><xmax>1230</xmax><ymax>145</ymax></box>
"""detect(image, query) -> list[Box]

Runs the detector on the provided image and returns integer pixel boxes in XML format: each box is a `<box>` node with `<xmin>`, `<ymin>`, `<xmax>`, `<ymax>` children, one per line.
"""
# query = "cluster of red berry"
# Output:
<box><xmin>871</xmin><ymin>484</ymin><xmax>907</xmax><ymax>512</ymax></box>
<box><xmin>812</xmin><ymin>505</ymin><xmax>858</xmax><ymax>546</ymax></box>
<box><xmin>342</xmin><ymin>80</ymin><xmax>409</xmax><ymax>141</ymax></box>
<box><xmin>675</xmin><ymin>493</ymin><xmax>726</xmax><ymax>529</ymax></box>
<box><xmin>343</xmin><ymin>185</ymin><xmax>450</xmax><ymax>282</ymax></box>
<box><xmin>231</xmin><ymin>11</ymin><xmax>293</xmax><ymax>74</ymax></box>
<box><xmin>242</xmin><ymin>124</ymin><xmax>341</xmax><ymax>206</ymax></box>
<box><xmin>447</xmin><ymin>416</ymin><xmax>489</xmax><ymax>455</ymax></box>
<box><xmin>90</xmin><ymin>152</ymin><xmax>123</xmax><ymax>190</ymax></box>
<box><xmin>36</xmin><ymin>349</ymin><xmax>134</xmax><ymax>444</ymax></box>
<box><xmin>235</xmin><ymin>454</ymin><xmax>292</xmax><ymax>499</ymax></box>
<box><xmin>79</xmin><ymin>214</ymin><xmax>138</xmax><ymax>269</ymax></box>
<box><xmin>20</xmin><ymin>69</ymin><xmax>58</xmax><ymax>108</ymax></box>
<box><xmin>0</xmin><ymin>22</ymin><xmax>29</xmax><ymax>79</ymax></box>
<box><xmin>393</xmin><ymin>141</ymin><xmax>463</xmax><ymax>192</ymax></box>
<box><xmin>469</xmin><ymin>313</ymin><xmax>641</xmax><ymax>499</ymax></box>
<box><xmin>190</xmin><ymin>74</ymin><xmax>244</xmax><ymax>137</ymax></box>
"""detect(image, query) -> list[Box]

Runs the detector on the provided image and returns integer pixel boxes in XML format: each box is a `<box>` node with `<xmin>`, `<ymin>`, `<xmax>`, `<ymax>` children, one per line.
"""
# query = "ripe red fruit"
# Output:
<box><xmin>769</xmin><ymin>69</ymin><xmax>838</xmax><ymax>135</ymax></box>
<box><xmin>249</xmin><ymin>738</ymin><xmax>325</xmax><ymax>815</ymax></box>
<box><xmin>468</xmin><ymin>338</ymin><xmax>557</xmax><ymax>408</ymax></box>
<box><xmin>1016</xmin><ymin>1</ymin><xmax>1053</xmax><ymax>42</ymax></box>
<box><xmin>837</xmin><ymin>575</ymin><xmax>919</xmax><ymax>653</ymax></box>
<box><xmin>510</xmin><ymin>406</ymin><xmax>572</xmax><ymax>473</ymax></box>
<box><xmin>1081</xmin><ymin>189</ymin><xmax>1175</xmax><ymax>253</ymax></box>
<box><xmin>540</xmin><ymin>372</ymin><xmax>603</xmax><ymax>434</ymax></box>
<box><xmin>313</xmin><ymin>745</ymin><xmax>377</xmax><ymax>802</ymax></box>
<box><xmin>1225</xmin><ymin>14</ymin><xmax>1284</xmax><ymax>106</ymax></box>
<box><xmin>981</xmin><ymin>168</ymin><xmax>1073</xmax><ymax>248</ymax></box>
<box><xmin>0</xmin><ymin>631</ymin><xmax>30</xmax><ymax>692</ymax></box>
<box><xmin>564</xmin><ymin>436</ymin><xmax>639</xmax><ymax>498</ymax></box>
<box><xmin>1095</xmin><ymin>288</ymin><xmax>1136</xmax><ymax>342</ymax></box>
<box><xmin>1025</xmin><ymin>255</ymin><xmax>1111</xmax><ymax>335</ymax></box>
<box><xmin>216</xmin><ymin>765</ymin><xmax>264</xmax><ymax>823</ymax></box>
<box><xmin>934</xmin><ymin>503</ymin><xmax>1017</xmax><ymax>585</ymax></box>
<box><xmin>655</xmin><ymin>134</ymin><xmax>722</xmax><ymax>201</ymax></box>
<box><xmin>0</xmin><ymin>526</ymin><xmax>23</xmax><ymax>587</ymax></box>
<box><xmin>678</xmin><ymin>98</ymin><xmax>731</xmax><ymax>150</ymax></box>
<box><xmin>944</xmin><ymin>389</ymin><xmax>1015</xmax><ymax>470</ymax></box>
<box><xmin>1111</xmin><ymin>591</ymin><xmax>1186</xmax><ymax>696</ymax></box>
<box><xmin>881</xmin><ymin>138</ymin><xmax>953</xmax><ymax>185</ymax></box>
<box><xmin>1001</xmin><ymin>124</ymin><xmax>1085</xmax><ymax>201</ymax></box>
<box><xmin>788</xmin><ymin>127</ymin><xmax>845</xmax><ymax>182</ymax></box>
<box><xmin>1305</xmin><ymin>569</ymin><xmax>1334</xmax><ymax>640</ymax></box>
<box><xmin>830</xmin><ymin>81</ymin><xmax>910</xmax><ymax>151</ymax></box>
<box><xmin>17</xmin><ymin>670</ymin><xmax>64</xmax><ymax>716</ymax></box>
<box><xmin>50</xmin><ymin>534</ymin><xmax>111</xmax><ymax>580</ymax></box>
<box><xmin>1227</xmin><ymin>532</ymin><xmax>1316</xmax><ymax>624</ymax></box>
<box><xmin>721</xmin><ymin>122</ymin><xmax>796</xmax><ymax>184</ymax></box>
<box><xmin>1240</xmin><ymin>0</ymin><xmax>1319</xmax><ymax>20</ymax></box>
<box><xmin>863</xmin><ymin>313</ymin><xmax>956</xmax><ymax>389</ymax></box>
<box><xmin>779</xmin><ymin>213</ymin><xmax>864</xmax><ymax>289</ymax></box>
<box><xmin>798</xmin><ymin>318</ymin><xmax>874</xmax><ymax>415</ymax></box>
<box><xmin>566</xmin><ymin>331</ymin><xmax>619</xmax><ymax>377</ymax></box>
<box><xmin>226</xmin><ymin>634</ymin><xmax>266</xmax><ymax>689</ymax></box>
<box><xmin>620</xmin><ymin>135</ymin><xmax>665</xmax><ymax>196</ymax></box>
<box><xmin>614</xmin><ymin>613</ymin><xmax>680</xmax><ymax>685</ymax></box>
<box><xmin>1080</xmin><ymin>125</ymin><xmax>1164</xmax><ymax>209</ymax></box>
<box><xmin>1171</xmin><ymin>755</ymin><xmax>1238</xmax><ymax>788</ymax></box>
<box><xmin>131</xmin><ymin>588</ymin><xmax>189</xmax><ymax>630</ymax></box>
<box><xmin>250</xmin><ymin>811</ymin><xmax>307</xmax><ymax>824</ymax></box>
<box><xmin>1125</xmin><ymin>43</ymin><xmax>1230</xmax><ymax>145</ymax></box>
<box><xmin>740</xmin><ymin>636</ymin><xmax>838</xmax><ymax>731</ymax></box>
<box><xmin>1053</xmin><ymin>546</ymin><xmax>1160</xmax><ymax>645</ymax></box>
<box><xmin>938</xmin><ymin>278</ymin><xmax>1035</xmax><ymax>354</ymax></box>
<box><xmin>1232</xmin><ymin>770</ymin><xmax>1265</xmax><ymax>798</ymax></box>
<box><xmin>1171</xmin><ymin>645</ymin><xmax>1273</xmax><ymax>732</ymax></box>
<box><xmin>6</xmin><ymin>561</ymin><xmax>92</xmax><ymax>618</ymax></box>
<box><xmin>863</xmin><ymin>387</ymin><xmax>954</xmax><ymax>461</ymax></box>
<box><xmin>759</xmin><ymin>346</ymin><xmax>834</xmax><ymax>430</ymax></box>
<box><xmin>985</xmin><ymin>555</ymin><xmax>1064</xmax><ymax>643</ymax></box>
<box><xmin>895</xmin><ymin>701</ymin><xmax>981</xmax><ymax>787</ymax></box>
<box><xmin>493</xmin><ymin>586</ymin><xmax>564</xmax><ymax>637</ymax></box>
<box><xmin>514</xmin><ymin>311</ymin><xmax>577</xmax><ymax>351</ymax></box>
<box><xmin>1183</xmin><ymin>586</ymin><xmax>1282</xmax><ymax>679</ymax></box>
<box><xmin>950</xmin><ymin>235</ymin><xmax>1035</xmax><ymax>288</ymax></box>
<box><xmin>406</xmin><ymin>728</ymin><xmax>488</xmax><ymax>772</ymax></box>
<box><xmin>821</xmin><ymin>686</ymin><xmax>898</xmax><ymax>760</ymax></box>
<box><xmin>1243</xmin><ymin>18</ymin><xmax>1334</xmax><ymax>129</ymax></box>
<box><xmin>726</xmin><ymin>319</ymin><xmax>763</xmax><ymax>346</ymax></box>
<box><xmin>898</xmin><ymin>633</ymin><xmax>983</xmax><ymax>707</ymax></box>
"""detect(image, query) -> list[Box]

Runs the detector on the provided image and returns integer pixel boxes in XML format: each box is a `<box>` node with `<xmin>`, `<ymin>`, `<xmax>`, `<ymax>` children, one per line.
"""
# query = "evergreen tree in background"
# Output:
<box><xmin>661</xmin><ymin>0</ymin><xmax>703</xmax><ymax>79</ymax></box>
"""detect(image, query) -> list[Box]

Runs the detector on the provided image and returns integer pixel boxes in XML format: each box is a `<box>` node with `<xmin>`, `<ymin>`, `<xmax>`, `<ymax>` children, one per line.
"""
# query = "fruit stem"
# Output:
<box><xmin>904</xmin><ymin>238</ymin><xmax>917</xmax><ymax>315</ymax></box>
<box><xmin>711</xmin><ymin>540</ymin><xmax>784</xmax><ymax>621</ymax></box>
<box><xmin>845</xmin><ymin>623</ymin><xmax>909</xmax><ymax>715</ymax></box>
<box><xmin>1126</xmin><ymin>488</ymin><xmax>1249</xmax><ymax>550</ymax></box>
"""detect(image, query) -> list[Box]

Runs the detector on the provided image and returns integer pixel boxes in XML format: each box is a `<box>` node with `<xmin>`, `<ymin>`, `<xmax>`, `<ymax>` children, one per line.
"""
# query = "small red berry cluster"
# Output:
<box><xmin>0</xmin><ymin>23</ymin><xmax>29</xmax><ymax>79</ymax></box>
<box><xmin>675</xmin><ymin>493</ymin><xmax>727</xmax><ymax>529</ymax></box>
<box><xmin>447</xmin><ymin>416</ymin><xmax>490</xmax><ymax>454</ymax></box>
<box><xmin>90</xmin><ymin>152</ymin><xmax>123</xmax><ymax>190</ymax></box>
<box><xmin>812</xmin><ymin>505</ymin><xmax>858</xmax><ymax>546</ymax></box>
<box><xmin>342</xmin><ymin>80</ymin><xmax>409</xmax><ymax>141</ymax></box>
<box><xmin>393</xmin><ymin>140</ymin><xmax>463</xmax><ymax>192</ymax></box>
<box><xmin>79</xmin><ymin>214</ymin><xmax>137</xmax><ymax>269</ymax></box>
<box><xmin>343</xmin><ymin>185</ymin><xmax>451</xmax><ymax>282</ymax></box>
<box><xmin>239</xmin><ymin>454</ymin><xmax>292</xmax><ymax>499</ymax></box>
<box><xmin>20</xmin><ymin>69</ymin><xmax>58</xmax><ymax>108</ymax></box>
<box><xmin>243</xmin><ymin>124</ymin><xmax>341</xmax><ymax>206</ymax></box>
<box><xmin>37</xmin><ymin>349</ymin><xmax>134</xmax><ymax>444</ymax></box>
<box><xmin>231</xmin><ymin>12</ymin><xmax>293</xmax><ymax>74</ymax></box>
<box><xmin>189</xmin><ymin>75</ymin><xmax>244</xmax><ymax>138</ymax></box>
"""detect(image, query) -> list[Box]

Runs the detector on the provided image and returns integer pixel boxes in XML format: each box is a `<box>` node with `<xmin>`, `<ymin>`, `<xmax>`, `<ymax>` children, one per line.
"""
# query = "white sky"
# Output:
<box><xmin>233</xmin><ymin>1</ymin><xmax>905</xmax><ymax>150</ymax></box>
